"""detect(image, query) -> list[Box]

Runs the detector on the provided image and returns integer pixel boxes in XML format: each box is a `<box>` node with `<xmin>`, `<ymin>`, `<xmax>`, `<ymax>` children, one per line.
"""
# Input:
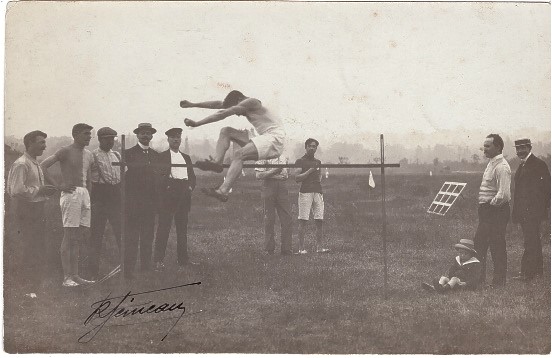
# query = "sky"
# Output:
<box><xmin>4</xmin><ymin>1</ymin><xmax>550</xmax><ymax>150</ymax></box>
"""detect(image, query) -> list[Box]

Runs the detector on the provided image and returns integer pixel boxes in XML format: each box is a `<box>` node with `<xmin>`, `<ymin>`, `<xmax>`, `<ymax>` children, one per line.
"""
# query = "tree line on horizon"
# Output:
<box><xmin>5</xmin><ymin>134</ymin><xmax>550</xmax><ymax>173</ymax></box>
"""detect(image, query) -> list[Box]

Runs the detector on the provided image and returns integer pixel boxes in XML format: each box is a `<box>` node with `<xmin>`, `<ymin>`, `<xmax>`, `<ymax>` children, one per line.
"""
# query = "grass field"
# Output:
<box><xmin>3</xmin><ymin>172</ymin><xmax>550</xmax><ymax>353</ymax></box>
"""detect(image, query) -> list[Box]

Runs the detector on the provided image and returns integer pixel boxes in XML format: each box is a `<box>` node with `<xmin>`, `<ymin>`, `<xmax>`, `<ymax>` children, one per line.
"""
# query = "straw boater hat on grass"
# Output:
<box><xmin>454</xmin><ymin>239</ymin><xmax>477</xmax><ymax>255</ymax></box>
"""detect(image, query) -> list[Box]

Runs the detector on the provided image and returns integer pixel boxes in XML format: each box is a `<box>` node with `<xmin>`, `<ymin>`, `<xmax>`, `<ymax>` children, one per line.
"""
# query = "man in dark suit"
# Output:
<box><xmin>154</xmin><ymin>128</ymin><xmax>197</xmax><ymax>271</ymax></box>
<box><xmin>124</xmin><ymin>123</ymin><xmax>159</xmax><ymax>279</ymax></box>
<box><xmin>512</xmin><ymin>138</ymin><xmax>551</xmax><ymax>282</ymax></box>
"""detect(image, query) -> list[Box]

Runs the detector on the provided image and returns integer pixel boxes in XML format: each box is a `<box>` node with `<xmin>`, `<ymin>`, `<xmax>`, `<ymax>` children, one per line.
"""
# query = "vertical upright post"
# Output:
<box><xmin>120</xmin><ymin>135</ymin><xmax>126</xmax><ymax>281</ymax></box>
<box><xmin>380</xmin><ymin>134</ymin><xmax>388</xmax><ymax>300</ymax></box>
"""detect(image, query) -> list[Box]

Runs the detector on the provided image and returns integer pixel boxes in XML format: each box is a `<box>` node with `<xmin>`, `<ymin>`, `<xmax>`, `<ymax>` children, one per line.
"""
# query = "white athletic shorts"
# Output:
<box><xmin>298</xmin><ymin>192</ymin><xmax>324</xmax><ymax>220</ymax></box>
<box><xmin>251</xmin><ymin>127</ymin><xmax>285</xmax><ymax>160</ymax></box>
<box><xmin>60</xmin><ymin>187</ymin><xmax>91</xmax><ymax>228</ymax></box>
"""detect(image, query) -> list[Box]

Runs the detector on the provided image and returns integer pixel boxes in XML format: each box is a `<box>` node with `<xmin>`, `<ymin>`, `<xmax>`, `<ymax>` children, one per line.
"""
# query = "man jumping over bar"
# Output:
<box><xmin>180</xmin><ymin>90</ymin><xmax>285</xmax><ymax>202</ymax></box>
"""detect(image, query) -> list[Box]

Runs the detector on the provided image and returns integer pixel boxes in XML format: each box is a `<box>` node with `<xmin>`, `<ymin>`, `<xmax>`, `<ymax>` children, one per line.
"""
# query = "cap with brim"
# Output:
<box><xmin>133</xmin><ymin>123</ymin><xmax>157</xmax><ymax>134</ymax></box>
<box><xmin>97</xmin><ymin>127</ymin><xmax>117</xmax><ymax>138</ymax></box>
<box><xmin>514</xmin><ymin>138</ymin><xmax>531</xmax><ymax>147</ymax></box>
<box><xmin>165</xmin><ymin>128</ymin><xmax>183</xmax><ymax>137</ymax></box>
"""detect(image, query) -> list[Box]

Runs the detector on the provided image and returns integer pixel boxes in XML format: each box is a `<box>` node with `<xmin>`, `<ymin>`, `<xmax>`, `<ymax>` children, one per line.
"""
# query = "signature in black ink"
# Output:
<box><xmin>79</xmin><ymin>281</ymin><xmax>202</xmax><ymax>343</ymax></box>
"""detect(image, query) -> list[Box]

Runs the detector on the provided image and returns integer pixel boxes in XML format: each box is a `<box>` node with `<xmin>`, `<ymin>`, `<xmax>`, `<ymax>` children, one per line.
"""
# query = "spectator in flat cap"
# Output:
<box><xmin>512</xmin><ymin>138</ymin><xmax>551</xmax><ymax>282</ymax></box>
<box><xmin>154</xmin><ymin>128</ymin><xmax>197</xmax><ymax>271</ymax></box>
<box><xmin>124</xmin><ymin>123</ymin><xmax>159</xmax><ymax>279</ymax></box>
<box><xmin>41</xmin><ymin>123</ymin><xmax>96</xmax><ymax>287</ymax></box>
<box><xmin>85</xmin><ymin>127</ymin><xmax>122</xmax><ymax>280</ymax></box>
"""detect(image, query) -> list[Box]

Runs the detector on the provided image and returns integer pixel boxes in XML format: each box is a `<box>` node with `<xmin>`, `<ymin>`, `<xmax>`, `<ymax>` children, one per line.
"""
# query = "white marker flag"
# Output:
<box><xmin>368</xmin><ymin>171</ymin><xmax>375</xmax><ymax>188</ymax></box>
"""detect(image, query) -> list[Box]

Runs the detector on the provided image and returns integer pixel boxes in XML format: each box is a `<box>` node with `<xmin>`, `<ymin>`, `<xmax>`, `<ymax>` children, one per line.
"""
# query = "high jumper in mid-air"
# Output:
<box><xmin>181</xmin><ymin>90</ymin><xmax>285</xmax><ymax>202</ymax></box>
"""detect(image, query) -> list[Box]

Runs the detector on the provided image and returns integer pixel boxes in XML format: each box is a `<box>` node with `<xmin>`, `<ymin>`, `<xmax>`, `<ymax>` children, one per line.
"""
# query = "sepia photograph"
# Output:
<box><xmin>3</xmin><ymin>1</ymin><xmax>551</xmax><ymax>353</ymax></box>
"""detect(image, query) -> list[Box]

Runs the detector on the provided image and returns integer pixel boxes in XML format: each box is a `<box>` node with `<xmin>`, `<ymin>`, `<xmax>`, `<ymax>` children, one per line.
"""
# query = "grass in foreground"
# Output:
<box><xmin>3</xmin><ymin>173</ymin><xmax>550</xmax><ymax>353</ymax></box>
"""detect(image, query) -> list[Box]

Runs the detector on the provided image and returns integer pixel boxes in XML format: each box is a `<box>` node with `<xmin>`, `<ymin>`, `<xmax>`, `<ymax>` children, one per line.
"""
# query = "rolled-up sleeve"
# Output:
<box><xmin>490</xmin><ymin>163</ymin><xmax>511</xmax><ymax>206</ymax></box>
<box><xmin>8</xmin><ymin>163</ymin><xmax>40</xmax><ymax>200</ymax></box>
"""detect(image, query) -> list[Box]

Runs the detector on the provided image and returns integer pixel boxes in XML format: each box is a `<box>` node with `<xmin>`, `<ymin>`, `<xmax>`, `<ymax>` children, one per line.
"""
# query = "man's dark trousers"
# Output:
<box><xmin>14</xmin><ymin>200</ymin><xmax>46</xmax><ymax>292</ymax></box>
<box><xmin>512</xmin><ymin>155</ymin><xmax>550</xmax><ymax>279</ymax></box>
<box><xmin>155</xmin><ymin>179</ymin><xmax>192</xmax><ymax>265</ymax></box>
<box><xmin>474</xmin><ymin>202</ymin><xmax>510</xmax><ymax>285</ymax></box>
<box><xmin>519</xmin><ymin>217</ymin><xmax>544</xmax><ymax>278</ymax></box>
<box><xmin>126</xmin><ymin>198</ymin><xmax>156</xmax><ymax>274</ymax></box>
<box><xmin>262</xmin><ymin>179</ymin><xmax>292</xmax><ymax>254</ymax></box>
<box><xmin>88</xmin><ymin>182</ymin><xmax>121</xmax><ymax>278</ymax></box>
<box><xmin>124</xmin><ymin>145</ymin><xmax>158</xmax><ymax>277</ymax></box>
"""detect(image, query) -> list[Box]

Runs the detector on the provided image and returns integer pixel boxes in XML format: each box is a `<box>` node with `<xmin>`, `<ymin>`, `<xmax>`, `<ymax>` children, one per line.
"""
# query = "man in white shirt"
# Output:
<box><xmin>87</xmin><ymin>127</ymin><xmax>121</xmax><ymax>280</ymax></box>
<box><xmin>255</xmin><ymin>155</ymin><xmax>293</xmax><ymax>255</ymax></box>
<box><xmin>474</xmin><ymin>134</ymin><xmax>511</xmax><ymax>287</ymax></box>
<box><xmin>7</xmin><ymin>130</ymin><xmax>57</xmax><ymax>298</ymax></box>
<box><xmin>154</xmin><ymin>128</ymin><xmax>197</xmax><ymax>271</ymax></box>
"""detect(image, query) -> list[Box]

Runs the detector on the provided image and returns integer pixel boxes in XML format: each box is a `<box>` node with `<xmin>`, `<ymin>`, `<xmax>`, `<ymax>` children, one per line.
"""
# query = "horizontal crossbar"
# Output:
<box><xmin>112</xmin><ymin>162</ymin><xmax>400</xmax><ymax>169</ymax></box>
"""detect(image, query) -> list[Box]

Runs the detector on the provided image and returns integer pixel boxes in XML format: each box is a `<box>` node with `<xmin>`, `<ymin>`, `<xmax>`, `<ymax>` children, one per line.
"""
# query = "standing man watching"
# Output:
<box><xmin>294</xmin><ymin>138</ymin><xmax>330</xmax><ymax>254</ymax></box>
<box><xmin>7</xmin><ymin>131</ymin><xmax>57</xmax><ymax>297</ymax></box>
<box><xmin>511</xmin><ymin>138</ymin><xmax>551</xmax><ymax>282</ymax></box>
<box><xmin>473</xmin><ymin>134</ymin><xmax>511</xmax><ymax>287</ymax></box>
<box><xmin>124</xmin><ymin>123</ymin><xmax>159</xmax><ymax>279</ymax></box>
<box><xmin>41</xmin><ymin>123</ymin><xmax>96</xmax><ymax>287</ymax></box>
<box><xmin>154</xmin><ymin>128</ymin><xmax>197</xmax><ymax>271</ymax></box>
<box><xmin>87</xmin><ymin>127</ymin><xmax>122</xmax><ymax>280</ymax></box>
<box><xmin>255</xmin><ymin>155</ymin><xmax>293</xmax><ymax>256</ymax></box>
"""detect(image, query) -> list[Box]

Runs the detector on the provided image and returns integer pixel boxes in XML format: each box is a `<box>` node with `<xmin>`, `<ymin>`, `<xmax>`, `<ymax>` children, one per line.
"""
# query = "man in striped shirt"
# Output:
<box><xmin>474</xmin><ymin>133</ymin><xmax>511</xmax><ymax>287</ymax></box>
<box><xmin>7</xmin><ymin>130</ymin><xmax>57</xmax><ymax>298</ymax></box>
<box><xmin>87</xmin><ymin>127</ymin><xmax>122</xmax><ymax>280</ymax></box>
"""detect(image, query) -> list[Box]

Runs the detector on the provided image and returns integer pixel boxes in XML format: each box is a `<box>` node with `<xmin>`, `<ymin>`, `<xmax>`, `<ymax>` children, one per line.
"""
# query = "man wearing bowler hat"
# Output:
<box><xmin>87</xmin><ymin>127</ymin><xmax>122</xmax><ymax>280</ymax></box>
<box><xmin>124</xmin><ymin>123</ymin><xmax>159</xmax><ymax>279</ymax></box>
<box><xmin>512</xmin><ymin>138</ymin><xmax>550</xmax><ymax>282</ymax></box>
<box><xmin>154</xmin><ymin>128</ymin><xmax>197</xmax><ymax>272</ymax></box>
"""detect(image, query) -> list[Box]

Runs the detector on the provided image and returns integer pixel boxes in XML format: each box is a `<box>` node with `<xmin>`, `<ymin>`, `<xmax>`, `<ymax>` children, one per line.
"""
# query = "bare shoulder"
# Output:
<box><xmin>54</xmin><ymin>145</ymin><xmax>71</xmax><ymax>159</ymax></box>
<box><xmin>240</xmin><ymin>97</ymin><xmax>263</xmax><ymax>110</ymax></box>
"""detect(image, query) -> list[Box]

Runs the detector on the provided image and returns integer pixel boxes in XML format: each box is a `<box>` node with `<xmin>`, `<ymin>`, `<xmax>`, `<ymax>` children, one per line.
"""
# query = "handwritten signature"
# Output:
<box><xmin>79</xmin><ymin>282</ymin><xmax>202</xmax><ymax>343</ymax></box>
